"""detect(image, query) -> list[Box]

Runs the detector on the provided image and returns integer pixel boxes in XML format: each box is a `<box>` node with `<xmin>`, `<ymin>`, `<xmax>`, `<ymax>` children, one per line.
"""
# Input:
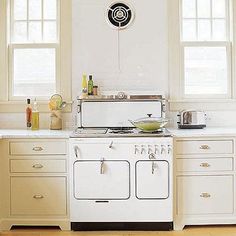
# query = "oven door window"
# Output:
<box><xmin>135</xmin><ymin>160</ymin><xmax>169</xmax><ymax>199</ymax></box>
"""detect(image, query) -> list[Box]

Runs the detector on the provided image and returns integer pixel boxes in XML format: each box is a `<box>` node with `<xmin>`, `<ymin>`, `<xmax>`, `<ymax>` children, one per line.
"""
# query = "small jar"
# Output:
<box><xmin>50</xmin><ymin>110</ymin><xmax>62</xmax><ymax>130</ymax></box>
<box><xmin>93</xmin><ymin>86</ymin><xmax>98</xmax><ymax>96</ymax></box>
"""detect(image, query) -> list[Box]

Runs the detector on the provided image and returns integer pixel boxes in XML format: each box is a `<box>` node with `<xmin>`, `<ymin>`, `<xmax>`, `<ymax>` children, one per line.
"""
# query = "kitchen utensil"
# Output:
<box><xmin>177</xmin><ymin>110</ymin><xmax>206</xmax><ymax>129</ymax></box>
<box><xmin>50</xmin><ymin>94</ymin><xmax>62</xmax><ymax>110</ymax></box>
<box><xmin>59</xmin><ymin>101</ymin><xmax>67</xmax><ymax>109</ymax></box>
<box><xmin>129</xmin><ymin>114</ymin><xmax>168</xmax><ymax>132</ymax></box>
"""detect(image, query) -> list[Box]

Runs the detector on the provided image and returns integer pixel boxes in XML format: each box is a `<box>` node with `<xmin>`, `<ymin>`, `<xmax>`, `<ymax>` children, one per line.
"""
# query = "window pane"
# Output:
<box><xmin>44</xmin><ymin>0</ymin><xmax>57</xmax><ymax>19</ymax></box>
<box><xmin>213</xmin><ymin>19</ymin><xmax>226</xmax><ymax>40</ymax></box>
<box><xmin>198</xmin><ymin>20</ymin><xmax>211</xmax><ymax>41</ymax></box>
<box><xmin>184</xmin><ymin>47</ymin><xmax>228</xmax><ymax>95</ymax></box>
<box><xmin>13</xmin><ymin>22</ymin><xmax>27</xmax><ymax>42</ymax></box>
<box><xmin>44</xmin><ymin>21</ymin><xmax>57</xmax><ymax>42</ymax></box>
<box><xmin>13</xmin><ymin>48</ymin><xmax>56</xmax><ymax>97</ymax></box>
<box><xmin>212</xmin><ymin>0</ymin><xmax>226</xmax><ymax>18</ymax></box>
<box><xmin>29</xmin><ymin>0</ymin><xmax>42</xmax><ymax>20</ymax></box>
<box><xmin>182</xmin><ymin>0</ymin><xmax>196</xmax><ymax>18</ymax></box>
<box><xmin>29</xmin><ymin>21</ymin><xmax>42</xmax><ymax>41</ymax></box>
<box><xmin>14</xmin><ymin>0</ymin><xmax>27</xmax><ymax>20</ymax></box>
<box><xmin>182</xmin><ymin>19</ymin><xmax>196</xmax><ymax>41</ymax></box>
<box><xmin>197</xmin><ymin>0</ymin><xmax>211</xmax><ymax>18</ymax></box>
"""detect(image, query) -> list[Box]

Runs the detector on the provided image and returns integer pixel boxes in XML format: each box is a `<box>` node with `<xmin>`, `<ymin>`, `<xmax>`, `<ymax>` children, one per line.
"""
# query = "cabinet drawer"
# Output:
<box><xmin>177</xmin><ymin>158</ymin><xmax>233</xmax><ymax>172</ymax></box>
<box><xmin>10</xmin><ymin>159</ymin><xmax>66</xmax><ymax>173</ymax></box>
<box><xmin>11</xmin><ymin>177</ymin><xmax>67</xmax><ymax>216</ymax></box>
<box><xmin>10</xmin><ymin>141</ymin><xmax>67</xmax><ymax>155</ymax></box>
<box><xmin>177</xmin><ymin>175</ymin><xmax>233</xmax><ymax>215</ymax></box>
<box><xmin>176</xmin><ymin>140</ymin><xmax>233</xmax><ymax>155</ymax></box>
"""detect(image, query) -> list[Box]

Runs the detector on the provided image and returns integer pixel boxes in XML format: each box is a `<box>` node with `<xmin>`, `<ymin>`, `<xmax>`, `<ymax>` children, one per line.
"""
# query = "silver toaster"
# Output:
<box><xmin>177</xmin><ymin>110</ymin><xmax>206</xmax><ymax>129</ymax></box>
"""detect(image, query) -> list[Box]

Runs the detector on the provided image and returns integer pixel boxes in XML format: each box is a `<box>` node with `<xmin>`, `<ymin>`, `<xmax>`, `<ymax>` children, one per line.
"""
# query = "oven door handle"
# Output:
<box><xmin>74</xmin><ymin>146</ymin><xmax>80</xmax><ymax>158</ymax></box>
<box><xmin>100</xmin><ymin>158</ymin><xmax>105</xmax><ymax>174</ymax></box>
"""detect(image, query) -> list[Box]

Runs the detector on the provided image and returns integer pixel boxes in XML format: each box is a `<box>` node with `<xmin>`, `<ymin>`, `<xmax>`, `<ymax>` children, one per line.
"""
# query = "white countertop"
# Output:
<box><xmin>169</xmin><ymin>127</ymin><xmax>236</xmax><ymax>138</ymax></box>
<box><xmin>0</xmin><ymin>127</ymin><xmax>235</xmax><ymax>139</ymax></box>
<box><xmin>0</xmin><ymin>129</ymin><xmax>72</xmax><ymax>139</ymax></box>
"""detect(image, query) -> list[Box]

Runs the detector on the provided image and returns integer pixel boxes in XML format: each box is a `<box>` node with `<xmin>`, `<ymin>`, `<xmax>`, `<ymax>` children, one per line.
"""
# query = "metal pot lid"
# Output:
<box><xmin>133</xmin><ymin>114</ymin><xmax>167</xmax><ymax>123</ymax></box>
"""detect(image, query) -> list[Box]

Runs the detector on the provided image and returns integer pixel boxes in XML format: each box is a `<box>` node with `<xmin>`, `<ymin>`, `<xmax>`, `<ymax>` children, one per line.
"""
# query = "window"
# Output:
<box><xmin>10</xmin><ymin>0</ymin><xmax>58</xmax><ymax>100</ymax></box>
<box><xmin>0</xmin><ymin>0</ymin><xmax>71</xmax><ymax>111</ymax></box>
<box><xmin>181</xmin><ymin>0</ymin><xmax>231</xmax><ymax>98</ymax></box>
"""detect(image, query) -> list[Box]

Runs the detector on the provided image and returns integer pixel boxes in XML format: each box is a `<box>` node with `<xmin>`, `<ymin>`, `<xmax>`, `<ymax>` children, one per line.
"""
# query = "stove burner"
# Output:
<box><xmin>139</xmin><ymin>129</ymin><xmax>164</xmax><ymax>134</ymax></box>
<box><xmin>109</xmin><ymin>127</ymin><xmax>135</xmax><ymax>134</ymax></box>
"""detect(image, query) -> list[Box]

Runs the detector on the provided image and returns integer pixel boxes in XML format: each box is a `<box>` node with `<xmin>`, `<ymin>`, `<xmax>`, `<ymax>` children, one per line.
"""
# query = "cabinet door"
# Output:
<box><xmin>11</xmin><ymin>177</ymin><xmax>67</xmax><ymax>216</ymax></box>
<box><xmin>73</xmin><ymin>160</ymin><xmax>130</xmax><ymax>200</ymax></box>
<box><xmin>136</xmin><ymin>161</ymin><xmax>169</xmax><ymax>199</ymax></box>
<box><xmin>177</xmin><ymin>175</ymin><xmax>233</xmax><ymax>215</ymax></box>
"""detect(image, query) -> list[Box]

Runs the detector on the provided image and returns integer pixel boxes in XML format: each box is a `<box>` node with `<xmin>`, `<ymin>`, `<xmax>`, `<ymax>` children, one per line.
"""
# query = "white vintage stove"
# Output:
<box><xmin>69</xmin><ymin>95</ymin><xmax>173</xmax><ymax>231</ymax></box>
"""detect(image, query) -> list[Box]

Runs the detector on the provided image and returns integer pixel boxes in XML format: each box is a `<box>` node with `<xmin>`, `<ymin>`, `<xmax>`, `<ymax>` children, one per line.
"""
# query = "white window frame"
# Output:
<box><xmin>0</xmin><ymin>0</ymin><xmax>71</xmax><ymax>112</ymax></box>
<box><xmin>8</xmin><ymin>43</ymin><xmax>60</xmax><ymax>101</ymax></box>
<box><xmin>180</xmin><ymin>41</ymin><xmax>232</xmax><ymax>99</ymax></box>
<box><xmin>168</xmin><ymin>0</ymin><xmax>236</xmax><ymax>110</ymax></box>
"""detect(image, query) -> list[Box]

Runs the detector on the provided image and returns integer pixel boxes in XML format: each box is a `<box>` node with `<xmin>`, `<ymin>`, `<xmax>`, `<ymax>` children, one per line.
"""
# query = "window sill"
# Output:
<box><xmin>0</xmin><ymin>101</ymin><xmax>73</xmax><ymax>113</ymax></box>
<box><xmin>168</xmin><ymin>99</ymin><xmax>236</xmax><ymax>111</ymax></box>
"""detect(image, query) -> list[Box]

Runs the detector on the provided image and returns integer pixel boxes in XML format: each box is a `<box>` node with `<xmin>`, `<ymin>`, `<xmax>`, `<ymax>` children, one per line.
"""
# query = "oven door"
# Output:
<box><xmin>73</xmin><ymin>160</ymin><xmax>130</xmax><ymax>200</ymax></box>
<box><xmin>135</xmin><ymin>160</ymin><xmax>169</xmax><ymax>199</ymax></box>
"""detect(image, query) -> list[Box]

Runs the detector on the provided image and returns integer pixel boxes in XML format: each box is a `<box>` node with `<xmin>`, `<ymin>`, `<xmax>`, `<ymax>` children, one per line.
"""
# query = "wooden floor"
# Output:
<box><xmin>1</xmin><ymin>226</ymin><xmax>236</xmax><ymax>236</ymax></box>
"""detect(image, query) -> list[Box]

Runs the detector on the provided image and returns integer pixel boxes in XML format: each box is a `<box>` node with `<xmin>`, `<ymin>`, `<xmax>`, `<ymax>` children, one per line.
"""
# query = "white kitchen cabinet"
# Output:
<box><xmin>11</xmin><ymin>177</ymin><xmax>67</xmax><ymax>216</ymax></box>
<box><xmin>175</xmin><ymin>137</ymin><xmax>236</xmax><ymax>230</ymax></box>
<box><xmin>176</xmin><ymin>158</ymin><xmax>233</xmax><ymax>172</ymax></box>
<box><xmin>10</xmin><ymin>140</ymin><xmax>67</xmax><ymax>155</ymax></box>
<box><xmin>1</xmin><ymin>139</ymin><xmax>69</xmax><ymax>231</ymax></box>
<box><xmin>10</xmin><ymin>159</ymin><xmax>66</xmax><ymax>173</ymax></box>
<box><xmin>177</xmin><ymin>175</ymin><xmax>233</xmax><ymax>215</ymax></box>
<box><xmin>176</xmin><ymin>140</ymin><xmax>233</xmax><ymax>155</ymax></box>
<box><xmin>73</xmin><ymin>160</ymin><xmax>130</xmax><ymax>199</ymax></box>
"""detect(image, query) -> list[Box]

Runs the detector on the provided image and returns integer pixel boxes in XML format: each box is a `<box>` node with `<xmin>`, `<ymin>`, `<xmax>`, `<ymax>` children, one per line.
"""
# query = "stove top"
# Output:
<box><xmin>70</xmin><ymin>128</ymin><xmax>172</xmax><ymax>138</ymax></box>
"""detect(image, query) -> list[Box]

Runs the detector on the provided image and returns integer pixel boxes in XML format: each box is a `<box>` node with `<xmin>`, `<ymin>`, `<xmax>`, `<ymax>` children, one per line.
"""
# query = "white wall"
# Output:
<box><xmin>72</xmin><ymin>0</ymin><xmax>169</xmax><ymax>96</ymax></box>
<box><xmin>0</xmin><ymin>0</ymin><xmax>234</xmax><ymax>129</ymax></box>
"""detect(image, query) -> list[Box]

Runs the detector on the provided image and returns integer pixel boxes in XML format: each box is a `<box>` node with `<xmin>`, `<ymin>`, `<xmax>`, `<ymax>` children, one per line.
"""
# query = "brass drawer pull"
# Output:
<box><xmin>32</xmin><ymin>147</ymin><xmax>43</xmax><ymax>151</ymax></box>
<box><xmin>33</xmin><ymin>195</ymin><xmax>44</xmax><ymax>199</ymax></box>
<box><xmin>200</xmin><ymin>193</ymin><xmax>211</xmax><ymax>198</ymax></box>
<box><xmin>32</xmin><ymin>164</ymin><xmax>44</xmax><ymax>169</ymax></box>
<box><xmin>200</xmin><ymin>163</ymin><xmax>210</xmax><ymax>168</ymax></box>
<box><xmin>200</xmin><ymin>145</ymin><xmax>210</xmax><ymax>150</ymax></box>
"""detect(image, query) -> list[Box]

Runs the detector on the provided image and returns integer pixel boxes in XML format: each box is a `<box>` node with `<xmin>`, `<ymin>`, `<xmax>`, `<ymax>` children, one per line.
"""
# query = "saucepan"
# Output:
<box><xmin>129</xmin><ymin>114</ymin><xmax>168</xmax><ymax>132</ymax></box>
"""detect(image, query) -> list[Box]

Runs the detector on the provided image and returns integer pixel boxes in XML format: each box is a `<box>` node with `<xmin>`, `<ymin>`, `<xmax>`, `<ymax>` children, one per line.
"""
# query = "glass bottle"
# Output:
<box><xmin>88</xmin><ymin>75</ymin><xmax>94</xmax><ymax>95</ymax></box>
<box><xmin>81</xmin><ymin>74</ymin><xmax>88</xmax><ymax>98</ymax></box>
<box><xmin>31</xmin><ymin>98</ymin><xmax>39</xmax><ymax>130</ymax></box>
<box><xmin>26</xmin><ymin>98</ymin><xmax>32</xmax><ymax>128</ymax></box>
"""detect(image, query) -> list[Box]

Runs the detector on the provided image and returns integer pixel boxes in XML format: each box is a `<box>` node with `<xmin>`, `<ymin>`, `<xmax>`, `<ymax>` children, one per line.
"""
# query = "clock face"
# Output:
<box><xmin>107</xmin><ymin>2</ymin><xmax>134</xmax><ymax>29</ymax></box>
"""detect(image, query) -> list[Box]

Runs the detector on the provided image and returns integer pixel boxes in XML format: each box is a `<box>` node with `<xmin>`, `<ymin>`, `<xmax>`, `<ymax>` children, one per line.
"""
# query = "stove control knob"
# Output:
<box><xmin>149</xmin><ymin>153</ymin><xmax>156</xmax><ymax>160</ymax></box>
<box><xmin>134</xmin><ymin>145</ymin><xmax>139</xmax><ymax>155</ymax></box>
<box><xmin>154</xmin><ymin>145</ymin><xmax>159</xmax><ymax>155</ymax></box>
<box><xmin>148</xmin><ymin>145</ymin><xmax>153</xmax><ymax>154</ymax></box>
<box><xmin>161</xmin><ymin>145</ymin><xmax>165</xmax><ymax>155</ymax></box>
<box><xmin>168</xmin><ymin>145</ymin><xmax>172</xmax><ymax>154</ymax></box>
<box><xmin>141</xmin><ymin>145</ymin><xmax>146</xmax><ymax>154</ymax></box>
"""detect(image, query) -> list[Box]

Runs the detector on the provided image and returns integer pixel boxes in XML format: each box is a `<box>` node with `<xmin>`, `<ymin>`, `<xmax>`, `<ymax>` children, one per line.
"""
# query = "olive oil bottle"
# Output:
<box><xmin>88</xmin><ymin>75</ymin><xmax>94</xmax><ymax>95</ymax></box>
<box><xmin>31</xmin><ymin>98</ymin><xmax>39</xmax><ymax>130</ymax></box>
